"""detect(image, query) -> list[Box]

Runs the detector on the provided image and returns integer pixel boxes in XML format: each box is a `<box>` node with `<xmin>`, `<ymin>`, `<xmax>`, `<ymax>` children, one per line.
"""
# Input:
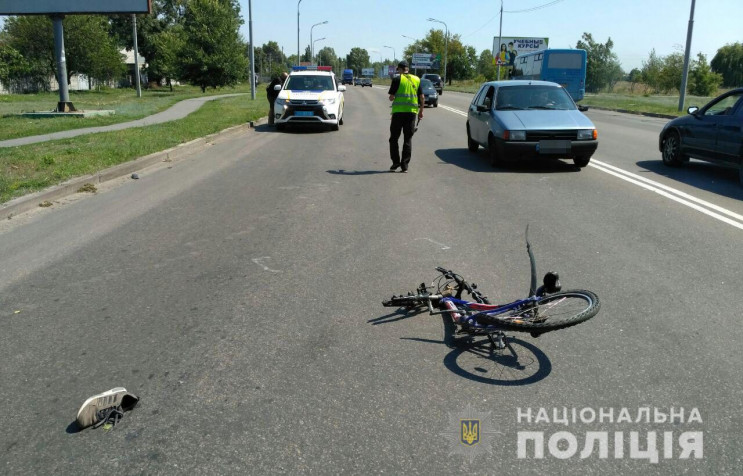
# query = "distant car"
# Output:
<box><xmin>420</xmin><ymin>78</ymin><xmax>438</xmax><ymax>108</ymax></box>
<box><xmin>354</xmin><ymin>77</ymin><xmax>359</xmax><ymax>86</ymax></box>
<box><xmin>422</xmin><ymin>73</ymin><xmax>443</xmax><ymax>95</ymax></box>
<box><xmin>273</xmin><ymin>68</ymin><xmax>346</xmax><ymax>131</ymax></box>
<box><xmin>466</xmin><ymin>80</ymin><xmax>598</xmax><ymax>168</ymax></box>
<box><xmin>360</xmin><ymin>78</ymin><xmax>372</xmax><ymax>87</ymax></box>
<box><xmin>659</xmin><ymin>88</ymin><xmax>743</xmax><ymax>183</ymax></box>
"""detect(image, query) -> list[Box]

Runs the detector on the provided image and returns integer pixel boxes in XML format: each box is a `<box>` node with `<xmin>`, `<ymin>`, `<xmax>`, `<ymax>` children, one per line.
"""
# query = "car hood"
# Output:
<box><xmin>277</xmin><ymin>90</ymin><xmax>337</xmax><ymax>101</ymax></box>
<box><xmin>497</xmin><ymin>109</ymin><xmax>594</xmax><ymax>130</ymax></box>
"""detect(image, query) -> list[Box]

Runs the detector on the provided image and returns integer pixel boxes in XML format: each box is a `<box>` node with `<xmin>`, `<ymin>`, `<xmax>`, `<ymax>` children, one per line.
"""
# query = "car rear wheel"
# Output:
<box><xmin>466</xmin><ymin>123</ymin><xmax>479</xmax><ymax>153</ymax></box>
<box><xmin>434</xmin><ymin>101</ymin><xmax>438</xmax><ymax>107</ymax></box>
<box><xmin>573</xmin><ymin>155</ymin><xmax>591</xmax><ymax>168</ymax></box>
<box><xmin>662</xmin><ymin>130</ymin><xmax>685</xmax><ymax>166</ymax></box>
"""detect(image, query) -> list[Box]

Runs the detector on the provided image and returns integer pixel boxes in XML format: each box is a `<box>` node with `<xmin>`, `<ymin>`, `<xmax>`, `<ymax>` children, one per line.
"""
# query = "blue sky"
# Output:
<box><xmin>239</xmin><ymin>0</ymin><xmax>742</xmax><ymax>71</ymax></box>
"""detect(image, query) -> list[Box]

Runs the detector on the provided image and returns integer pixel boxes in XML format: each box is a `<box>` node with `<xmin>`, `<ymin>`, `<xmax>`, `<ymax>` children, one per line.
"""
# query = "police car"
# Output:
<box><xmin>273</xmin><ymin>66</ymin><xmax>346</xmax><ymax>131</ymax></box>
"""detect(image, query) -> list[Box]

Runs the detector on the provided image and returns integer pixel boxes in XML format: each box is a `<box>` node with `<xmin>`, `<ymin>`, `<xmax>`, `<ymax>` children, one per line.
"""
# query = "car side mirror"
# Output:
<box><xmin>687</xmin><ymin>106</ymin><xmax>699</xmax><ymax>115</ymax></box>
<box><xmin>578</xmin><ymin>105</ymin><xmax>589</xmax><ymax>112</ymax></box>
<box><xmin>476</xmin><ymin>104</ymin><xmax>489</xmax><ymax>112</ymax></box>
<box><xmin>338</xmin><ymin>85</ymin><xmax>346</xmax><ymax>92</ymax></box>
<box><xmin>273</xmin><ymin>84</ymin><xmax>282</xmax><ymax>91</ymax></box>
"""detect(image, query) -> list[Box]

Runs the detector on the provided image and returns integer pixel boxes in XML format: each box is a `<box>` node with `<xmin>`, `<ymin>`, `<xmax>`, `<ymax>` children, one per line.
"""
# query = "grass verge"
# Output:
<box><xmin>0</xmin><ymin>84</ymin><xmax>255</xmax><ymax>141</ymax></box>
<box><xmin>0</xmin><ymin>92</ymin><xmax>268</xmax><ymax>205</ymax></box>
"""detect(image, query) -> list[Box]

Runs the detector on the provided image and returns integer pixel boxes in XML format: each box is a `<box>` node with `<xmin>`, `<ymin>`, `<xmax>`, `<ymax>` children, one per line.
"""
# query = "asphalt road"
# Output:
<box><xmin>1</xmin><ymin>85</ymin><xmax>741</xmax><ymax>475</ymax></box>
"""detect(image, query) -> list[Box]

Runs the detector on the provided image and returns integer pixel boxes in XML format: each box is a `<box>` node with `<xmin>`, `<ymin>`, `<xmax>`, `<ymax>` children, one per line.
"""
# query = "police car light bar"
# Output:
<box><xmin>292</xmin><ymin>65</ymin><xmax>334</xmax><ymax>72</ymax></box>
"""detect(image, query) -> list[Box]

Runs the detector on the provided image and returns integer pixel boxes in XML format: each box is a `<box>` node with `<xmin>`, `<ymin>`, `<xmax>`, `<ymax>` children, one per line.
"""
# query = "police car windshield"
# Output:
<box><xmin>286</xmin><ymin>75</ymin><xmax>335</xmax><ymax>91</ymax></box>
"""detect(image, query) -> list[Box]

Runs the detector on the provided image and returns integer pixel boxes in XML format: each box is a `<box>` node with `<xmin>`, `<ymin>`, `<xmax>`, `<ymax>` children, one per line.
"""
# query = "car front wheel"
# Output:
<box><xmin>662</xmin><ymin>130</ymin><xmax>685</xmax><ymax>166</ymax></box>
<box><xmin>573</xmin><ymin>155</ymin><xmax>591</xmax><ymax>168</ymax></box>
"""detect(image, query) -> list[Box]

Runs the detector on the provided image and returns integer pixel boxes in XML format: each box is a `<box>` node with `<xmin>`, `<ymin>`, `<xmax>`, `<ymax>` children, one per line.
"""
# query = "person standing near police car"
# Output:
<box><xmin>388</xmin><ymin>61</ymin><xmax>424</xmax><ymax>172</ymax></box>
<box><xmin>266</xmin><ymin>71</ymin><xmax>288</xmax><ymax>125</ymax></box>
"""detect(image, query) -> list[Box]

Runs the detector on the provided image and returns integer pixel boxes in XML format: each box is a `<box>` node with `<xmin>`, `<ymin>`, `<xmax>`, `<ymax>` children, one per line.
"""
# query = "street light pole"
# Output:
<box><xmin>311</xmin><ymin>20</ymin><xmax>328</xmax><ymax>64</ymax></box>
<box><xmin>428</xmin><ymin>18</ymin><xmax>448</xmax><ymax>85</ymax></box>
<box><xmin>383</xmin><ymin>45</ymin><xmax>396</xmax><ymax>63</ymax></box>
<box><xmin>497</xmin><ymin>0</ymin><xmax>503</xmax><ymax>79</ymax></box>
<box><xmin>297</xmin><ymin>0</ymin><xmax>303</xmax><ymax>65</ymax></box>
<box><xmin>402</xmin><ymin>35</ymin><xmax>418</xmax><ymax>74</ymax></box>
<box><xmin>313</xmin><ymin>38</ymin><xmax>326</xmax><ymax>64</ymax></box>
<box><xmin>678</xmin><ymin>0</ymin><xmax>696</xmax><ymax>112</ymax></box>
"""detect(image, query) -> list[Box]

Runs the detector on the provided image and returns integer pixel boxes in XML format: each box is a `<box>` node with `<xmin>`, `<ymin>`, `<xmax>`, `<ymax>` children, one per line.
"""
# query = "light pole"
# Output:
<box><xmin>383</xmin><ymin>45</ymin><xmax>396</xmax><ymax>62</ymax></box>
<box><xmin>427</xmin><ymin>18</ymin><xmax>448</xmax><ymax>85</ymax></box>
<box><xmin>313</xmin><ymin>37</ymin><xmax>326</xmax><ymax>64</ymax></box>
<box><xmin>678</xmin><ymin>0</ymin><xmax>696</xmax><ymax>111</ymax></box>
<box><xmin>311</xmin><ymin>20</ymin><xmax>328</xmax><ymax>64</ymax></box>
<box><xmin>402</xmin><ymin>35</ymin><xmax>419</xmax><ymax>74</ymax></box>
<box><xmin>297</xmin><ymin>0</ymin><xmax>303</xmax><ymax>65</ymax></box>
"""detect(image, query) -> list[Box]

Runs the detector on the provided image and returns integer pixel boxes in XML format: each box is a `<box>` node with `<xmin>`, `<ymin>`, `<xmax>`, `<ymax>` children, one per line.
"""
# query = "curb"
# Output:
<box><xmin>585</xmin><ymin>106</ymin><xmax>677</xmax><ymax>120</ymax></box>
<box><xmin>1</xmin><ymin>117</ymin><xmax>267</xmax><ymax>219</ymax></box>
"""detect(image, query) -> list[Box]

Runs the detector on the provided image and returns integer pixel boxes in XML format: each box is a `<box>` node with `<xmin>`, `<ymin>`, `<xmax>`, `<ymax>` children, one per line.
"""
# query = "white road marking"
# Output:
<box><xmin>437</xmin><ymin>104</ymin><xmax>743</xmax><ymax>231</ymax></box>
<box><xmin>252</xmin><ymin>257</ymin><xmax>281</xmax><ymax>272</ymax></box>
<box><xmin>416</xmin><ymin>237</ymin><xmax>451</xmax><ymax>250</ymax></box>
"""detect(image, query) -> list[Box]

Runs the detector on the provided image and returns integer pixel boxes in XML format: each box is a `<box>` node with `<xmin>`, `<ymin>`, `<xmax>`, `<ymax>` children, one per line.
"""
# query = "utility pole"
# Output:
<box><xmin>132</xmin><ymin>14</ymin><xmax>141</xmax><ymax>97</ymax></box>
<box><xmin>678</xmin><ymin>0</ymin><xmax>696</xmax><ymax>112</ymax></box>
<box><xmin>249</xmin><ymin>0</ymin><xmax>255</xmax><ymax>99</ymax></box>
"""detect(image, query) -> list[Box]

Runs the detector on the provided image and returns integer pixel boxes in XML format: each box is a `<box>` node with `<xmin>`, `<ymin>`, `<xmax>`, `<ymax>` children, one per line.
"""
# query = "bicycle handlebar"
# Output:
<box><xmin>434</xmin><ymin>267</ymin><xmax>489</xmax><ymax>304</ymax></box>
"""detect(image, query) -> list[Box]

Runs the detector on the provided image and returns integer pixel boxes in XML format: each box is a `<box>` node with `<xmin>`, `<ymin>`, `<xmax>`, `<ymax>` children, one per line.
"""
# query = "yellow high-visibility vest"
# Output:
<box><xmin>392</xmin><ymin>74</ymin><xmax>420</xmax><ymax>114</ymax></box>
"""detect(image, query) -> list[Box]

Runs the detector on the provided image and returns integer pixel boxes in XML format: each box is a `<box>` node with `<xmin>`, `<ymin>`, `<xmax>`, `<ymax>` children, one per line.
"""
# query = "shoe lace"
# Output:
<box><xmin>92</xmin><ymin>405</ymin><xmax>125</xmax><ymax>429</ymax></box>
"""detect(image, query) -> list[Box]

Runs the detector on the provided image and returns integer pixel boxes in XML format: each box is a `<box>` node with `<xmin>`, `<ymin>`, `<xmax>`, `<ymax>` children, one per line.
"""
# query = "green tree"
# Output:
<box><xmin>346</xmin><ymin>47</ymin><xmax>370</xmax><ymax>74</ymax></box>
<box><xmin>477</xmin><ymin>49</ymin><xmax>496</xmax><ymax>81</ymax></box>
<box><xmin>711</xmin><ymin>42</ymin><xmax>743</xmax><ymax>88</ymax></box>
<box><xmin>627</xmin><ymin>67</ymin><xmax>641</xmax><ymax>93</ymax></box>
<box><xmin>316</xmin><ymin>46</ymin><xmax>336</xmax><ymax>67</ymax></box>
<box><xmin>0</xmin><ymin>43</ymin><xmax>30</xmax><ymax>87</ymax></box>
<box><xmin>179</xmin><ymin>0</ymin><xmax>248</xmax><ymax>92</ymax></box>
<box><xmin>149</xmin><ymin>26</ymin><xmax>185</xmax><ymax>90</ymax></box>
<box><xmin>302</xmin><ymin>45</ymin><xmax>311</xmax><ymax>63</ymax></box>
<box><xmin>688</xmin><ymin>53</ymin><xmax>722</xmax><ymax>96</ymax></box>
<box><xmin>658</xmin><ymin>52</ymin><xmax>684</xmax><ymax>93</ymax></box>
<box><xmin>576</xmin><ymin>32</ymin><xmax>623</xmax><ymax>93</ymax></box>
<box><xmin>3</xmin><ymin>15</ymin><xmax>124</xmax><ymax>88</ymax></box>
<box><xmin>641</xmin><ymin>49</ymin><xmax>663</xmax><ymax>93</ymax></box>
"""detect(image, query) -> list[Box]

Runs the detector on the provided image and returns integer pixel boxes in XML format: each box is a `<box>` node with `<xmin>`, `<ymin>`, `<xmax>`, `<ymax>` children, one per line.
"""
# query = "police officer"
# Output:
<box><xmin>388</xmin><ymin>61</ymin><xmax>424</xmax><ymax>172</ymax></box>
<box><xmin>266</xmin><ymin>72</ymin><xmax>288</xmax><ymax>125</ymax></box>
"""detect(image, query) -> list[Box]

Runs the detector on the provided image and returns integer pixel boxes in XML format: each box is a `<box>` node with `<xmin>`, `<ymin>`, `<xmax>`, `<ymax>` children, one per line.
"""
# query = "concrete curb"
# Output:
<box><xmin>1</xmin><ymin>117</ymin><xmax>267</xmax><ymax>219</ymax></box>
<box><xmin>586</xmin><ymin>106</ymin><xmax>677</xmax><ymax>120</ymax></box>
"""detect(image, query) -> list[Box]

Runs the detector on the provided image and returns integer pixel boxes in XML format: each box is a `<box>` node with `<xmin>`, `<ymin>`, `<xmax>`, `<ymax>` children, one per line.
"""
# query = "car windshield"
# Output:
<box><xmin>496</xmin><ymin>85</ymin><xmax>576</xmax><ymax>111</ymax></box>
<box><xmin>420</xmin><ymin>79</ymin><xmax>434</xmax><ymax>88</ymax></box>
<box><xmin>286</xmin><ymin>75</ymin><xmax>335</xmax><ymax>91</ymax></box>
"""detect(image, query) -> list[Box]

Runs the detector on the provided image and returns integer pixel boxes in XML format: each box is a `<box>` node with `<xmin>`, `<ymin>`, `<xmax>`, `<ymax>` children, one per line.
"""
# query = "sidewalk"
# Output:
<box><xmin>1</xmin><ymin>93</ymin><xmax>265</xmax><ymax>219</ymax></box>
<box><xmin>0</xmin><ymin>93</ymin><xmax>247</xmax><ymax>148</ymax></box>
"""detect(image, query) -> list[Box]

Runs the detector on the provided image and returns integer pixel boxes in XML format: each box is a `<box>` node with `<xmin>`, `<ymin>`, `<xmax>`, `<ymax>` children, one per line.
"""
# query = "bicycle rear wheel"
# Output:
<box><xmin>483</xmin><ymin>290</ymin><xmax>600</xmax><ymax>333</ymax></box>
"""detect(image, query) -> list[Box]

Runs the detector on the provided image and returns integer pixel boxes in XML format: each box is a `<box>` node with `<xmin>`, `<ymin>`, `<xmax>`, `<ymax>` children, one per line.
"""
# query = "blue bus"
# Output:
<box><xmin>511</xmin><ymin>49</ymin><xmax>587</xmax><ymax>101</ymax></box>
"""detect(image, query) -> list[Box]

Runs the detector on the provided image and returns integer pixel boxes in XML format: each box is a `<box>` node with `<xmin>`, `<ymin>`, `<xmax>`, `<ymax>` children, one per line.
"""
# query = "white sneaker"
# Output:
<box><xmin>76</xmin><ymin>387</ymin><xmax>139</xmax><ymax>429</ymax></box>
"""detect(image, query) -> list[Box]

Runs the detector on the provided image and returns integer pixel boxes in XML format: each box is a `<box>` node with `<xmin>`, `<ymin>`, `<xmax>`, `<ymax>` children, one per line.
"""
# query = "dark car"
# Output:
<box><xmin>420</xmin><ymin>78</ymin><xmax>438</xmax><ymax>107</ymax></box>
<box><xmin>422</xmin><ymin>73</ymin><xmax>443</xmax><ymax>95</ymax></box>
<box><xmin>360</xmin><ymin>77</ymin><xmax>372</xmax><ymax>87</ymax></box>
<box><xmin>466</xmin><ymin>80</ymin><xmax>598</xmax><ymax>168</ymax></box>
<box><xmin>659</xmin><ymin>88</ymin><xmax>743</xmax><ymax>183</ymax></box>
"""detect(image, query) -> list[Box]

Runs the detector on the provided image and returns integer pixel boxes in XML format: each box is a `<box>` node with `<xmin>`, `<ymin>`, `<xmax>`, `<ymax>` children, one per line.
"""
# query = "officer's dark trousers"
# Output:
<box><xmin>389</xmin><ymin>112</ymin><xmax>417</xmax><ymax>169</ymax></box>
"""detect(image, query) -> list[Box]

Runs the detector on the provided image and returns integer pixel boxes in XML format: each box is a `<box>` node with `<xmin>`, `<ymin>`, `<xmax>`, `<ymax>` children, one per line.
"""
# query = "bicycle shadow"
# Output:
<box><xmin>377</xmin><ymin>309</ymin><xmax>552</xmax><ymax>386</ymax></box>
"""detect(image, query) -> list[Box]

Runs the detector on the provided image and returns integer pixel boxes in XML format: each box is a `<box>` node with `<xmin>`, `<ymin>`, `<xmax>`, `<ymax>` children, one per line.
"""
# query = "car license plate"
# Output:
<box><xmin>295</xmin><ymin>110</ymin><xmax>313</xmax><ymax>117</ymax></box>
<box><xmin>538</xmin><ymin>140</ymin><xmax>571</xmax><ymax>154</ymax></box>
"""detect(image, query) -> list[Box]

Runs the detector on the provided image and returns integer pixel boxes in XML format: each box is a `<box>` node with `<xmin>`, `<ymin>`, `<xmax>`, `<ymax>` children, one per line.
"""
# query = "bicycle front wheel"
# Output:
<box><xmin>382</xmin><ymin>295</ymin><xmax>431</xmax><ymax>308</ymax></box>
<box><xmin>486</xmin><ymin>290</ymin><xmax>600</xmax><ymax>333</ymax></box>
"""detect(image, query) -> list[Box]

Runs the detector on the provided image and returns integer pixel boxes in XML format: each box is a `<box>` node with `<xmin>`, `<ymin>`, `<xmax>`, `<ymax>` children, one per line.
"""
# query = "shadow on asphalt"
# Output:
<box><xmin>65</xmin><ymin>421</ymin><xmax>81</xmax><ymax>434</ymax></box>
<box><xmin>327</xmin><ymin>169</ymin><xmax>392</xmax><ymax>176</ymax></box>
<box><xmin>636</xmin><ymin>160</ymin><xmax>743</xmax><ymax>201</ymax></box>
<box><xmin>372</xmin><ymin>308</ymin><xmax>552</xmax><ymax>386</ymax></box>
<box><xmin>435</xmin><ymin>148</ymin><xmax>582</xmax><ymax>174</ymax></box>
<box><xmin>255</xmin><ymin>123</ymin><xmax>336</xmax><ymax>134</ymax></box>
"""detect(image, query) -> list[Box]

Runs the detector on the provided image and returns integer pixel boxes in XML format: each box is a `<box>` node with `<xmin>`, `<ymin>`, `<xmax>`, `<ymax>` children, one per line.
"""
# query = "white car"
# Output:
<box><xmin>273</xmin><ymin>67</ymin><xmax>345</xmax><ymax>131</ymax></box>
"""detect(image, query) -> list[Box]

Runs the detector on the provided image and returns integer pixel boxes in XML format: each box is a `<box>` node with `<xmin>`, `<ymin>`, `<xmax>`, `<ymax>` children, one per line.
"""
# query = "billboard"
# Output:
<box><xmin>492</xmin><ymin>37</ymin><xmax>549</xmax><ymax>66</ymax></box>
<box><xmin>361</xmin><ymin>68</ymin><xmax>375</xmax><ymax>77</ymax></box>
<box><xmin>0</xmin><ymin>0</ymin><xmax>152</xmax><ymax>14</ymax></box>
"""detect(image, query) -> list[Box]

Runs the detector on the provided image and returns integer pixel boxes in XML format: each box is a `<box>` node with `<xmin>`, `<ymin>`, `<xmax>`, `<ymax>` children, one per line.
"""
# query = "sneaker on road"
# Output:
<box><xmin>76</xmin><ymin>387</ymin><xmax>139</xmax><ymax>429</ymax></box>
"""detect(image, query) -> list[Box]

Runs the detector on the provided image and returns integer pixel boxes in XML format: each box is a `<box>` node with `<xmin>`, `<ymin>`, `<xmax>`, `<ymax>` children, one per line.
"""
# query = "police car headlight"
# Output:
<box><xmin>276</xmin><ymin>98</ymin><xmax>290</xmax><ymax>106</ymax></box>
<box><xmin>320</xmin><ymin>97</ymin><xmax>336</xmax><ymax>105</ymax></box>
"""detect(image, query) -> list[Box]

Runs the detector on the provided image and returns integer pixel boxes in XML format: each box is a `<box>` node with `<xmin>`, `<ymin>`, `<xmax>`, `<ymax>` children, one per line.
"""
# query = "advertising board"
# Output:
<box><xmin>361</xmin><ymin>68</ymin><xmax>375</xmax><ymax>77</ymax></box>
<box><xmin>0</xmin><ymin>0</ymin><xmax>152</xmax><ymax>14</ymax></box>
<box><xmin>492</xmin><ymin>37</ymin><xmax>549</xmax><ymax>65</ymax></box>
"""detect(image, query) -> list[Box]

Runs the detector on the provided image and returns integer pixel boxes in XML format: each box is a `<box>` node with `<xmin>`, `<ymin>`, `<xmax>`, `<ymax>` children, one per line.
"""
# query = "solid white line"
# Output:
<box><xmin>423</xmin><ymin>104</ymin><xmax>743</xmax><ymax>231</ymax></box>
<box><xmin>590</xmin><ymin>159</ymin><xmax>743</xmax><ymax>223</ymax></box>
<box><xmin>589</xmin><ymin>162</ymin><xmax>743</xmax><ymax>231</ymax></box>
<box><xmin>439</xmin><ymin>104</ymin><xmax>468</xmax><ymax>117</ymax></box>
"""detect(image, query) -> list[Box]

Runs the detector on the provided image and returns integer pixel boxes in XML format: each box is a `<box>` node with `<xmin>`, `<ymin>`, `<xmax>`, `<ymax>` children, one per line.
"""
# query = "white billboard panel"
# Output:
<box><xmin>492</xmin><ymin>37</ymin><xmax>549</xmax><ymax>65</ymax></box>
<box><xmin>0</xmin><ymin>0</ymin><xmax>152</xmax><ymax>15</ymax></box>
<box><xmin>361</xmin><ymin>68</ymin><xmax>375</xmax><ymax>77</ymax></box>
